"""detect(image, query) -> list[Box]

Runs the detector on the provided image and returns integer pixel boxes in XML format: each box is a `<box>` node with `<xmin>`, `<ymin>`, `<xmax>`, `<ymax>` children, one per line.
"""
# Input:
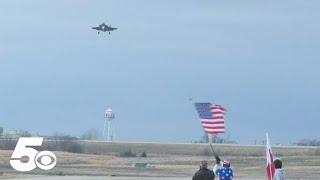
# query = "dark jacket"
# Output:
<box><xmin>192</xmin><ymin>167</ymin><xmax>215</xmax><ymax>180</ymax></box>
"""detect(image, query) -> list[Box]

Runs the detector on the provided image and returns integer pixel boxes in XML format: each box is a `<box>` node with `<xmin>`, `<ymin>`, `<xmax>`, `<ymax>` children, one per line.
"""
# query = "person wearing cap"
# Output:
<box><xmin>273</xmin><ymin>159</ymin><xmax>285</xmax><ymax>180</ymax></box>
<box><xmin>192</xmin><ymin>160</ymin><xmax>215</xmax><ymax>180</ymax></box>
<box><xmin>216</xmin><ymin>160</ymin><xmax>233</xmax><ymax>180</ymax></box>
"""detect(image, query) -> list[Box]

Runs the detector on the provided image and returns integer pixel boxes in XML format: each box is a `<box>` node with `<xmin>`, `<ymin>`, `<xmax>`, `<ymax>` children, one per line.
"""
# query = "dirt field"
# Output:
<box><xmin>0</xmin><ymin>142</ymin><xmax>319</xmax><ymax>179</ymax></box>
<box><xmin>0</xmin><ymin>176</ymin><xmax>265</xmax><ymax>180</ymax></box>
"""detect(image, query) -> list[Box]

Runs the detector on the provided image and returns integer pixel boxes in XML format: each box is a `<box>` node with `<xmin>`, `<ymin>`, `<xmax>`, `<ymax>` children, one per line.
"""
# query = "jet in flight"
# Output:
<box><xmin>92</xmin><ymin>23</ymin><xmax>117</xmax><ymax>34</ymax></box>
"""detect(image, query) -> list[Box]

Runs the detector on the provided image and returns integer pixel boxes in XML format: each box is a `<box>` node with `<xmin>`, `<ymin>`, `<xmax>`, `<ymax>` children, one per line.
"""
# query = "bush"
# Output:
<box><xmin>0</xmin><ymin>138</ymin><xmax>17</xmax><ymax>150</ymax></box>
<box><xmin>43</xmin><ymin>133</ymin><xmax>83</xmax><ymax>153</ymax></box>
<box><xmin>63</xmin><ymin>141</ymin><xmax>83</xmax><ymax>153</ymax></box>
<box><xmin>141</xmin><ymin>151</ymin><xmax>147</xmax><ymax>157</ymax></box>
<box><xmin>57</xmin><ymin>171</ymin><xmax>65</xmax><ymax>176</ymax></box>
<box><xmin>44</xmin><ymin>140</ymin><xmax>83</xmax><ymax>153</ymax></box>
<box><xmin>295</xmin><ymin>139</ymin><xmax>320</xmax><ymax>146</ymax></box>
<box><xmin>119</xmin><ymin>149</ymin><xmax>136</xmax><ymax>157</ymax></box>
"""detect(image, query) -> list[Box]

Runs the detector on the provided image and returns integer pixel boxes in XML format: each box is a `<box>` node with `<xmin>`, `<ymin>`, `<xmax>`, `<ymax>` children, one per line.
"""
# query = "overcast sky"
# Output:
<box><xmin>0</xmin><ymin>0</ymin><xmax>319</xmax><ymax>144</ymax></box>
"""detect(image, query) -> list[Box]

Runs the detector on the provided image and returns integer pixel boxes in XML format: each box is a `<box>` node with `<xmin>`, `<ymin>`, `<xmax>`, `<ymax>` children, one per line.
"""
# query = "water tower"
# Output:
<box><xmin>103</xmin><ymin>108</ymin><xmax>115</xmax><ymax>142</ymax></box>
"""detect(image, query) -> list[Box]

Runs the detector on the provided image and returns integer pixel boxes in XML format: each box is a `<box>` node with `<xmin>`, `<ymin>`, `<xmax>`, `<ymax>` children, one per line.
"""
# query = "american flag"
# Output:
<box><xmin>194</xmin><ymin>103</ymin><xmax>226</xmax><ymax>134</ymax></box>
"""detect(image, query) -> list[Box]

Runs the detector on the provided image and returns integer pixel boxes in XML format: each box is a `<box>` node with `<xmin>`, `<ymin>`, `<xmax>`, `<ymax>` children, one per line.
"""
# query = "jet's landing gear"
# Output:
<box><xmin>109</xmin><ymin>32</ymin><xmax>111</xmax><ymax>35</ymax></box>
<box><xmin>98</xmin><ymin>31</ymin><xmax>100</xmax><ymax>34</ymax></box>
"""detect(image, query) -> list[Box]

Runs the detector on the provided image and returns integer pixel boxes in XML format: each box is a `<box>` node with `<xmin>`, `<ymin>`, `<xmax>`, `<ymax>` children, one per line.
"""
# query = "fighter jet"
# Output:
<box><xmin>92</xmin><ymin>23</ymin><xmax>117</xmax><ymax>34</ymax></box>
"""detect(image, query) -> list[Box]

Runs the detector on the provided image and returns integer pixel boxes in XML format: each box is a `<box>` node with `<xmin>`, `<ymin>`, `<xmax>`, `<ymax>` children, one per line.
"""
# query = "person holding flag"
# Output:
<box><xmin>212</xmin><ymin>154</ymin><xmax>222</xmax><ymax>176</ymax></box>
<box><xmin>265</xmin><ymin>133</ymin><xmax>285</xmax><ymax>180</ymax></box>
<box><xmin>194</xmin><ymin>103</ymin><xmax>234</xmax><ymax>179</ymax></box>
<box><xmin>273</xmin><ymin>159</ymin><xmax>285</xmax><ymax>180</ymax></box>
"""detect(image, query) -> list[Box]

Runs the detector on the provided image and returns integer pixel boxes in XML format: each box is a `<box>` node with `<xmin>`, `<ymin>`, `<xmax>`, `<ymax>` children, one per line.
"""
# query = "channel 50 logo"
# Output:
<box><xmin>10</xmin><ymin>137</ymin><xmax>57</xmax><ymax>172</ymax></box>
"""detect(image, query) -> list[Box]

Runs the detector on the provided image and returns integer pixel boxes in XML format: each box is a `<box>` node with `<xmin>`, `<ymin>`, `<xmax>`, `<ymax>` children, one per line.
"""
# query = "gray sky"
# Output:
<box><xmin>0</xmin><ymin>0</ymin><xmax>319</xmax><ymax>144</ymax></box>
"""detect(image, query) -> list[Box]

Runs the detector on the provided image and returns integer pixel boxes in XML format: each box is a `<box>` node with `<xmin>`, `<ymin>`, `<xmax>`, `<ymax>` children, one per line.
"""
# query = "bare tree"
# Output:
<box><xmin>81</xmin><ymin>128</ymin><xmax>101</xmax><ymax>140</ymax></box>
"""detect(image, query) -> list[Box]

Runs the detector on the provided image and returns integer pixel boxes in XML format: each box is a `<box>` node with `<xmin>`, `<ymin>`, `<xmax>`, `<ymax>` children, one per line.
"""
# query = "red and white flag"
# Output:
<box><xmin>266</xmin><ymin>133</ymin><xmax>275</xmax><ymax>180</ymax></box>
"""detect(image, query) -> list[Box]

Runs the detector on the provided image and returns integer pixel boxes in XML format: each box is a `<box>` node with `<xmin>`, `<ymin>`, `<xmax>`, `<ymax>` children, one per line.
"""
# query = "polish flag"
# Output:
<box><xmin>266</xmin><ymin>133</ymin><xmax>275</xmax><ymax>180</ymax></box>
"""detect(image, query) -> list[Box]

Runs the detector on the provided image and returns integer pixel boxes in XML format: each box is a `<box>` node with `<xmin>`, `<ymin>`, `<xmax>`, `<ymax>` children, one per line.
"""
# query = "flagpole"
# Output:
<box><xmin>209</xmin><ymin>134</ymin><xmax>217</xmax><ymax>157</ymax></box>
